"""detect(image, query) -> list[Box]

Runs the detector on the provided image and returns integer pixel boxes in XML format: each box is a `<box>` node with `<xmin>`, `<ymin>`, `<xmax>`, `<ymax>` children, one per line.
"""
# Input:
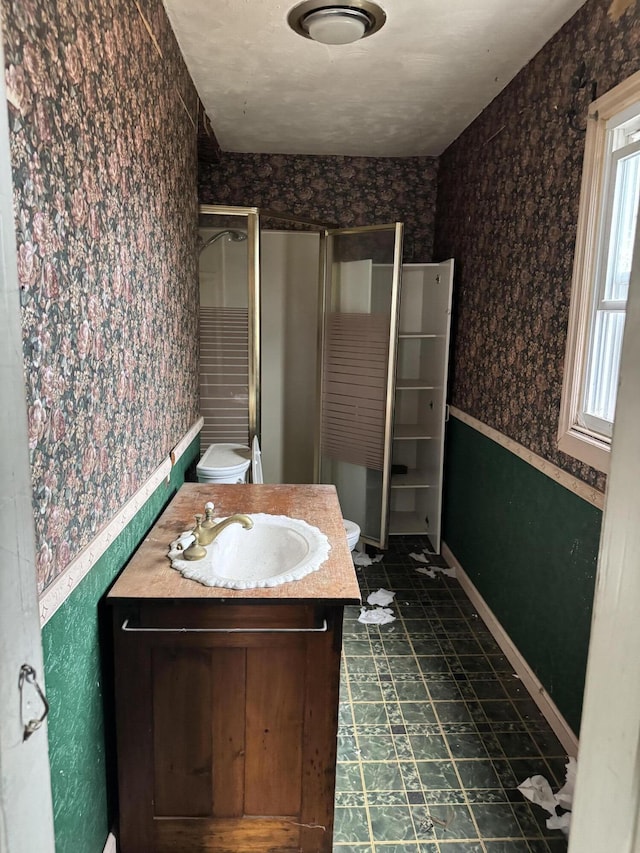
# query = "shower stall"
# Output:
<box><xmin>198</xmin><ymin>204</ymin><xmax>413</xmax><ymax>548</ymax></box>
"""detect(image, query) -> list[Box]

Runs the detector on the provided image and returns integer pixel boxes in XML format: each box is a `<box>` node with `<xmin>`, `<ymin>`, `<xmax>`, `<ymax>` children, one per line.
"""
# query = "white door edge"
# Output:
<box><xmin>0</xmin><ymin>30</ymin><xmax>56</xmax><ymax>853</ymax></box>
<box><xmin>568</xmin><ymin>202</ymin><xmax>640</xmax><ymax>852</ymax></box>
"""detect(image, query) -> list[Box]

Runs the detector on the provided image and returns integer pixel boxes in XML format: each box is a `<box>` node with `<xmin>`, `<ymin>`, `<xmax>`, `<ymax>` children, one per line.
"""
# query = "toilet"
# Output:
<box><xmin>250</xmin><ymin>436</ymin><xmax>362</xmax><ymax>553</ymax></box>
<box><xmin>196</xmin><ymin>443</ymin><xmax>251</xmax><ymax>484</ymax></box>
<box><xmin>344</xmin><ymin>519</ymin><xmax>361</xmax><ymax>552</ymax></box>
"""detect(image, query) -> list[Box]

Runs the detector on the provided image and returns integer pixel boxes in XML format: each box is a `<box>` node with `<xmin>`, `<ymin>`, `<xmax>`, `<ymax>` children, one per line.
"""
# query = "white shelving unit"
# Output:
<box><xmin>389</xmin><ymin>261</ymin><xmax>454</xmax><ymax>551</ymax></box>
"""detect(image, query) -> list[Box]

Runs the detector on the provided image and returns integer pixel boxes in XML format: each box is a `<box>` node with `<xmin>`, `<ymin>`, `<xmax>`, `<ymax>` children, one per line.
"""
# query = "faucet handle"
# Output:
<box><xmin>202</xmin><ymin>503</ymin><xmax>215</xmax><ymax>530</ymax></box>
<box><xmin>183</xmin><ymin>527</ymin><xmax>207</xmax><ymax>561</ymax></box>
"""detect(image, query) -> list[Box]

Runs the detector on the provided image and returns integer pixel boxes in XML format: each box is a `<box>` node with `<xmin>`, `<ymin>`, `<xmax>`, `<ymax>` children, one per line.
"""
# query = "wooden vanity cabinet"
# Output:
<box><xmin>112</xmin><ymin>600</ymin><xmax>343</xmax><ymax>852</ymax></box>
<box><xmin>108</xmin><ymin>484</ymin><xmax>360</xmax><ymax>853</ymax></box>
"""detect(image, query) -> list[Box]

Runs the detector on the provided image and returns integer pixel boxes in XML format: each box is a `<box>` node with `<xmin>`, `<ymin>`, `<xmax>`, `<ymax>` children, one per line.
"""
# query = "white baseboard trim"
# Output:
<box><xmin>442</xmin><ymin>541</ymin><xmax>579</xmax><ymax>758</ymax></box>
<box><xmin>103</xmin><ymin>831</ymin><xmax>117</xmax><ymax>853</ymax></box>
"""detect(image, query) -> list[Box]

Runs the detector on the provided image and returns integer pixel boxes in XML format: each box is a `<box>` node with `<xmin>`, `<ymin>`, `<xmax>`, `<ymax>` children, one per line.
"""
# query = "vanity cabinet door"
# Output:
<box><xmin>113</xmin><ymin>604</ymin><xmax>342</xmax><ymax>853</ymax></box>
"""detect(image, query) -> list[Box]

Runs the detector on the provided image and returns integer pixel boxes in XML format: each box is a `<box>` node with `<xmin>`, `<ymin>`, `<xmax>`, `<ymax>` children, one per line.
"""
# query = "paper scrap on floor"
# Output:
<box><xmin>518</xmin><ymin>757</ymin><xmax>576</xmax><ymax>836</ymax></box>
<box><xmin>358</xmin><ymin>588</ymin><xmax>396</xmax><ymax>624</ymax></box>
<box><xmin>410</xmin><ymin>552</ymin><xmax>430</xmax><ymax>564</ymax></box>
<box><xmin>353</xmin><ymin>551</ymin><xmax>384</xmax><ymax>567</ymax></box>
<box><xmin>367</xmin><ymin>588</ymin><xmax>395</xmax><ymax>606</ymax></box>
<box><xmin>416</xmin><ymin>566</ymin><xmax>437</xmax><ymax>578</ymax></box>
<box><xmin>547</xmin><ymin>813</ymin><xmax>571</xmax><ymax>834</ymax></box>
<box><xmin>555</xmin><ymin>755</ymin><xmax>577</xmax><ymax>809</ymax></box>
<box><xmin>358</xmin><ymin>606</ymin><xmax>395</xmax><ymax>625</ymax></box>
<box><xmin>411</xmin><ymin>554</ymin><xmax>456</xmax><ymax>578</ymax></box>
<box><xmin>517</xmin><ymin>775</ymin><xmax>557</xmax><ymax>815</ymax></box>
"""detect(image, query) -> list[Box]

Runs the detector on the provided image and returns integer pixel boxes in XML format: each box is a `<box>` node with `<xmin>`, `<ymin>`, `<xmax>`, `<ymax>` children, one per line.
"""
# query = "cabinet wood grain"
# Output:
<box><xmin>153</xmin><ymin>648</ymin><xmax>213</xmax><ymax>817</ymax></box>
<box><xmin>113</xmin><ymin>605</ymin><xmax>342</xmax><ymax>851</ymax></box>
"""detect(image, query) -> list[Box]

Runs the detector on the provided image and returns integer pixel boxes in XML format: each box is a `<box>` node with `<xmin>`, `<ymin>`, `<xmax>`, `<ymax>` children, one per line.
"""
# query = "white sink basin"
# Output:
<box><xmin>169</xmin><ymin>513</ymin><xmax>331</xmax><ymax>589</ymax></box>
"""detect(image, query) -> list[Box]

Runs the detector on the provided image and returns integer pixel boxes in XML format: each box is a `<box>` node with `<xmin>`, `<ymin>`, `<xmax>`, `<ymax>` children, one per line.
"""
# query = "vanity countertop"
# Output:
<box><xmin>107</xmin><ymin>483</ymin><xmax>361</xmax><ymax>604</ymax></box>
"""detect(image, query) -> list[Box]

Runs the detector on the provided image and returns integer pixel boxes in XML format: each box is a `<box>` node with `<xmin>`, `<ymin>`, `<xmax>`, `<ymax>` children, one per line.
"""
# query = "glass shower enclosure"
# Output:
<box><xmin>198</xmin><ymin>204</ymin><xmax>327</xmax><ymax>483</ymax></box>
<box><xmin>198</xmin><ymin>206</ymin><xmax>403</xmax><ymax>549</ymax></box>
<box><xmin>198</xmin><ymin>206</ymin><xmax>260</xmax><ymax>448</ymax></box>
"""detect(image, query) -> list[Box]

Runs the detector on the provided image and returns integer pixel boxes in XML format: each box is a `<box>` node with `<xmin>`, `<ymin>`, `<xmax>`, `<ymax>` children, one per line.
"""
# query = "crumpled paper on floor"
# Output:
<box><xmin>358</xmin><ymin>606</ymin><xmax>395</xmax><ymax>625</ymax></box>
<box><xmin>410</xmin><ymin>552</ymin><xmax>430</xmax><ymax>564</ymax></box>
<box><xmin>517</xmin><ymin>775</ymin><xmax>557</xmax><ymax>815</ymax></box>
<box><xmin>416</xmin><ymin>566</ymin><xmax>437</xmax><ymax>578</ymax></box>
<box><xmin>518</xmin><ymin>757</ymin><xmax>577</xmax><ymax>837</ymax></box>
<box><xmin>555</xmin><ymin>756</ymin><xmax>577</xmax><ymax>809</ymax></box>
<box><xmin>367</xmin><ymin>588</ymin><xmax>395</xmax><ymax>606</ymax></box>
<box><xmin>412</xmin><ymin>558</ymin><xmax>456</xmax><ymax>579</ymax></box>
<box><xmin>353</xmin><ymin>551</ymin><xmax>384</xmax><ymax>567</ymax></box>
<box><xmin>547</xmin><ymin>813</ymin><xmax>572</xmax><ymax>834</ymax></box>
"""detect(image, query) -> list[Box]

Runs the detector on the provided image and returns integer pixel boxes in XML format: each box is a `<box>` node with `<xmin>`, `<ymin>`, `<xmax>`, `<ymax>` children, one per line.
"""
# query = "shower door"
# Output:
<box><xmin>198</xmin><ymin>206</ymin><xmax>260</xmax><ymax>448</ymax></box>
<box><xmin>317</xmin><ymin>224</ymin><xmax>403</xmax><ymax>549</ymax></box>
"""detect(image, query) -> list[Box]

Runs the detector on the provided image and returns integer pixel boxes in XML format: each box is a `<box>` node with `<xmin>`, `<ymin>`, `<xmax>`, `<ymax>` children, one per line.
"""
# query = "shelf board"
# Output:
<box><xmin>391</xmin><ymin>468</ymin><xmax>440</xmax><ymax>488</ymax></box>
<box><xmin>393</xmin><ymin>424</ymin><xmax>439</xmax><ymax>440</ymax></box>
<box><xmin>389</xmin><ymin>511</ymin><xmax>432</xmax><ymax>535</ymax></box>
<box><xmin>396</xmin><ymin>380</ymin><xmax>442</xmax><ymax>391</ymax></box>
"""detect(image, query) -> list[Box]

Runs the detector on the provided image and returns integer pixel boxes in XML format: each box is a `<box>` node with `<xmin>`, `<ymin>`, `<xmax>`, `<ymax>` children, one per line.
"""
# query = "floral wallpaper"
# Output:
<box><xmin>2</xmin><ymin>0</ymin><xmax>200</xmax><ymax>592</ymax></box>
<box><xmin>435</xmin><ymin>0</ymin><xmax>639</xmax><ymax>491</ymax></box>
<box><xmin>199</xmin><ymin>153</ymin><xmax>439</xmax><ymax>263</ymax></box>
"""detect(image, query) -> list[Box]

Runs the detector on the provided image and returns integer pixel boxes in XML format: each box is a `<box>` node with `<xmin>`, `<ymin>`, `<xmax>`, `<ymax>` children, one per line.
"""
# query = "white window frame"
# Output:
<box><xmin>558</xmin><ymin>70</ymin><xmax>640</xmax><ymax>474</ymax></box>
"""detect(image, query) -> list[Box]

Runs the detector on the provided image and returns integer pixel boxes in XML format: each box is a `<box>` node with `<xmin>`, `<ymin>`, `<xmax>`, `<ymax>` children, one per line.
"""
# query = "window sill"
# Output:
<box><xmin>558</xmin><ymin>427</ymin><xmax>611</xmax><ymax>474</ymax></box>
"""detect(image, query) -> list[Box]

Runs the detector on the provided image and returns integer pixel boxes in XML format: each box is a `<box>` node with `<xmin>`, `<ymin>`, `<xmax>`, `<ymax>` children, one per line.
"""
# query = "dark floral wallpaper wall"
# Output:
<box><xmin>2</xmin><ymin>0</ymin><xmax>200</xmax><ymax>592</ymax></box>
<box><xmin>435</xmin><ymin>0</ymin><xmax>639</xmax><ymax>491</ymax></box>
<box><xmin>199</xmin><ymin>153</ymin><xmax>439</xmax><ymax>263</ymax></box>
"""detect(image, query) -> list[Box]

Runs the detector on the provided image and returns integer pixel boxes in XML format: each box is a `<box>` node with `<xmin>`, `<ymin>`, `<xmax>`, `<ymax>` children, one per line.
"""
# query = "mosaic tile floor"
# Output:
<box><xmin>334</xmin><ymin>537</ymin><xmax>570</xmax><ymax>853</ymax></box>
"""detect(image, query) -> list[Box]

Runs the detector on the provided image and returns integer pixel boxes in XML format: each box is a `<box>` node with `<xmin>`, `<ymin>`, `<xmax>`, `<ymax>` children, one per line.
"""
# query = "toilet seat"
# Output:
<box><xmin>197</xmin><ymin>443</ymin><xmax>251</xmax><ymax>484</ymax></box>
<box><xmin>251</xmin><ymin>435</ymin><xmax>263</xmax><ymax>484</ymax></box>
<box><xmin>344</xmin><ymin>519</ymin><xmax>361</xmax><ymax>551</ymax></box>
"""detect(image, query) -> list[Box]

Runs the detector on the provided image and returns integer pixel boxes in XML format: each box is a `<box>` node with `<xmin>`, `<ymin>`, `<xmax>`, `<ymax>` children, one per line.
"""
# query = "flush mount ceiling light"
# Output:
<box><xmin>287</xmin><ymin>1</ymin><xmax>386</xmax><ymax>45</ymax></box>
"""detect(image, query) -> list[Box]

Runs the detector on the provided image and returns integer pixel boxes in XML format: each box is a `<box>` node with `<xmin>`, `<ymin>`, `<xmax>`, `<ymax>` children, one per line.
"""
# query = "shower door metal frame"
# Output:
<box><xmin>317</xmin><ymin>222</ymin><xmax>404</xmax><ymax>549</ymax></box>
<box><xmin>198</xmin><ymin>204</ymin><xmax>328</xmax><ymax>454</ymax></box>
<box><xmin>199</xmin><ymin>204</ymin><xmax>261</xmax><ymax>443</ymax></box>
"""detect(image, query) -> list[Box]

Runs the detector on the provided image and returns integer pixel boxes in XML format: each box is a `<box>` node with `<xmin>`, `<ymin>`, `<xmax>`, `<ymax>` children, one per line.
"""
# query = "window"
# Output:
<box><xmin>559</xmin><ymin>71</ymin><xmax>640</xmax><ymax>473</ymax></box>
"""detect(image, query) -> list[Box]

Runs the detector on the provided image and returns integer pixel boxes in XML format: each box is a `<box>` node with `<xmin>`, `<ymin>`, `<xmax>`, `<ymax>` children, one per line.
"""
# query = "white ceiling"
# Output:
<box><xmin>163</xmin><ymin>0</ymin><xmax>587</xmax><ymax>157</ymax></box>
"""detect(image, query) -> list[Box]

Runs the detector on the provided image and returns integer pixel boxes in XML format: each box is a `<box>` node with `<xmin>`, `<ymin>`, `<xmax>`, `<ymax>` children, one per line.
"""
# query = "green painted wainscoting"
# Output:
<box><xmin>41</xmin><ymin>436</ymin><xmax>200</xmax><ymax>853</ymax></box>
<box><xmin>443</xmin><ymin>417</ymin><xmax>602</xmax><ymax>735</ymax></box>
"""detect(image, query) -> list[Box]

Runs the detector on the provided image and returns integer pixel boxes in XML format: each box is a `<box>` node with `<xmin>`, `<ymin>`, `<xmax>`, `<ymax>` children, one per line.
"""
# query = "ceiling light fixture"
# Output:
<box><xmin>287</xmin><ymin>1</ymin><xmax>386</xmax><ymax>45</ymax></box>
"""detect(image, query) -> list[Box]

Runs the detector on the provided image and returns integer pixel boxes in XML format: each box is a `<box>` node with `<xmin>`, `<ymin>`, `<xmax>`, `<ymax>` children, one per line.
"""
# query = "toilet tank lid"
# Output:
<box><xmin>197</xmin><ymin>443</ymin><xmax>251</xmax><ymax>473</ymax></box>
